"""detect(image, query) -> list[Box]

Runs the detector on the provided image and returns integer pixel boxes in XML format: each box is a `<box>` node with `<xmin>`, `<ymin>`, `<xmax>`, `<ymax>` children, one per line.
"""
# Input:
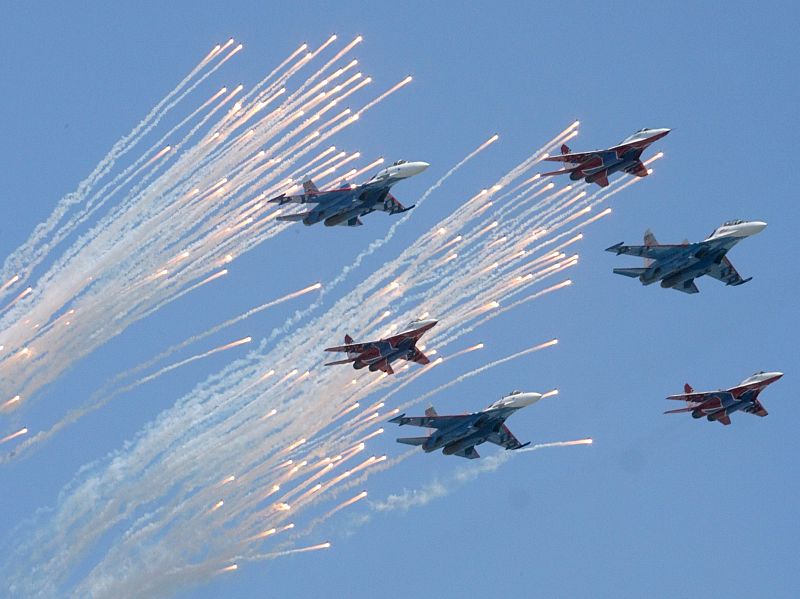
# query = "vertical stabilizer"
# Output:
<box><xmin>643</xmin><ymin>229</ymin><xmax>658</xmax><ymax>267</ymax></box>
<box><xmin>684</xmin><ymin>383</ymin><xmax>694</xmax><ymax>394</ymax></box>
<box><xmin>424</xmin><ymin>406</ymin><xmax>438</xmax><ymax>417</ymax></box>
<box><xmin>344</xmin><ymin>335</ymin><xmax>358</xmax><ymax>359</ymax></box>
<box><xmin>302</xmin><ymin>179</ymin><xmax>319</xmax><ymax>194</ymax></box>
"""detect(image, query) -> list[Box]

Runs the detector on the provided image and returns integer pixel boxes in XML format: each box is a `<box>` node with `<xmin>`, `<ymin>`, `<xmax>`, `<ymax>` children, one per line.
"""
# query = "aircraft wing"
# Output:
<box><xmin>486</xmin><ymin>424</ymin><xmax>529</xmax><ymax>450</ymax></box>
<box><xmin>666</xmin><ymin>390</ymin><xmax>733</xmax><ymax>404</ymax></box>
<box><xmin>324</xmin><ymin>341</ymin><xmax>374</xmax><ymax>354</ymax></box>
<box><xmin>706</xmin><ymin>256</ymin><xmax>751</xmax><ymax>286</ymax></box>
<box><xmin>543</xmin><ymin>151</ymin><xmax>597</xmax><ymax>164</ymax></box>
<box><xmin>269</xmin><ymin>182</ymin><xmax>352</xmax><ymax>206</ymax></box>
<box><xmin>605</xmin><ymin>242</ymin><xmax>686</xmax><ymax>260</ymax></box>
<box><xmin>269</xmin><ymin>193</ymin><xmax>320</xmax><ymax>205</ymax></box>
<box><xmin>389</xmin><ymin>413</ymin><xmax>471</xmax><ymax>429</ymax></box>
<box><xmin>378</xmin><ymin>193</ymin><xmax>414</xmax><ymax>215</ymax></box>
<box><xmin>385</xmin><ymin>329</ymin><xmax>426</xmax><ymax>347</ymax></box>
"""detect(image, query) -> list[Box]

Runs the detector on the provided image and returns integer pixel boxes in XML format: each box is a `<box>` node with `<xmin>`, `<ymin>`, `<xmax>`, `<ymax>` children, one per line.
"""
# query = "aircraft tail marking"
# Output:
<box><xmin>344</xmin><ymin>335</ymin><xmax>359</xmax><ymax>360</ymax></box>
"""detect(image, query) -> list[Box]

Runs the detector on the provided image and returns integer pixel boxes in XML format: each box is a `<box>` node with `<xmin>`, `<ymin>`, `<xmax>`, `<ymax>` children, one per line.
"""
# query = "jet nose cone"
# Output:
<box><xmin>651</xmin><ymin>128</ymin><xmax>671</xmax><ymax>140</ymax></box>
<box><xmin>750</xmin><ymin>220</ymin><xmax>767</xmax><ymax>233</ymax></box>
<box><xmin>768</xmin><ymin>371</ymin><xmax>784</xmax><ymax>381</ymax></box>
<box><xmin>507</xmin><ymin>392</ymin><xmax>543</xmax><ymax>408</ymax></box>
<box><xmin>401</xmin><ymin>161</ymin><xmax>429</xmax><ymax>177</ymax></box>
<box><xmin>741</xmin><ymin>220</ymin><xmax>768</xmax><ymax>237</ymax></box>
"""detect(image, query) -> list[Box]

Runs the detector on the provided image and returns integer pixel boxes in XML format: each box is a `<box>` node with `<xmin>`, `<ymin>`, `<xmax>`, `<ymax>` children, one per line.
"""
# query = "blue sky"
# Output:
<box><xmin>1</xmin><ymin>1</ymin><xmax>798</xmax><ymax>597</ymax></box>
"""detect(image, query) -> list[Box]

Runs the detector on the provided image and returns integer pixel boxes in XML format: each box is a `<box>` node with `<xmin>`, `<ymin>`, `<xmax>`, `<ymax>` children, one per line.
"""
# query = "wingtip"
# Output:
<box><xmin>605</xmin><ymin>242</ymin><xmax>624</xmax><ymax>253</ymax></box>
<box><xmin>388</xmin><ymin>413</ymin><xmax>405</xmax><ymax>424</ymax></box>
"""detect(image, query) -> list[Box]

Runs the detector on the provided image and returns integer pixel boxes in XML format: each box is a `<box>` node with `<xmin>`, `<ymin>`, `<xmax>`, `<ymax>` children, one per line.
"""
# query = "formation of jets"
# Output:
<box><xmin>275</xmin><ymin>126</ymin><xmax>779</xmax><ymax>460</ymax></box>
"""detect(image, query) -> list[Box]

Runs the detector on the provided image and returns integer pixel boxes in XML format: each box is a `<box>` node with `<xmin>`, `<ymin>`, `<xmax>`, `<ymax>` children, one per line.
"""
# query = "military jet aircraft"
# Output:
<box><xmin>665</xmin><ymin>371</ymin><xmax>783</xmax><ymax>425</ymax></box>
<box><xmin>541</xmin><ymin>128</ymin><xmax>670</xmax><ymax>187</ymax></box>
<box><xmin>323</xmin><ymin>319</ymin><xmax>437</xmax><ymax>375</ymax></box>
<box><xmin>606</xmin><ymin>219</ymin><xmax>766</xmax><ymax>294</ymax></box>
<box><xmin>388</xmin><ymin>390</ymin><xmax>542</xmax><ymax>459</ymax></box>
<box><xmin>269</xmin><ymin>160</ymin><xmax>429</xmax><ymax>227</ymax></box>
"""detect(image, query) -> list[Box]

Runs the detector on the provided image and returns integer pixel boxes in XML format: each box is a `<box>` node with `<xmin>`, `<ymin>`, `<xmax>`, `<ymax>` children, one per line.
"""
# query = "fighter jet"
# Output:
<box><xmin>323</xmin><ymin>319</ymin><xmax>437</xmax><ymax>375</ymax></box>
<box><xmin>665</xmin><ymin>371</ymin><xmax>783</xmax><ymax>426</ymax></box>
<box><xmin>388</xmin><ymin>390</ymin><xmax>542</xmax><ymax>459</ymax></box>
<box><xmin>269</xmin><ymin>160</ymin><xmax>429</xmax><ymax>227</ymax></box>
<box><xmin>606</xmin><ymin>219</ymin><xmax>767</xmax><ymax>294</ymax></box>
<box><xmin>541</xmin><ymin>128</ymin><xmax>670</xmax><ymax>187</ymax></box>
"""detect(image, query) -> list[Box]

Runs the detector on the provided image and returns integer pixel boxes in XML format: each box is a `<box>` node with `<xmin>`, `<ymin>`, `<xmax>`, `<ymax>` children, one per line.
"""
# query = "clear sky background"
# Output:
<box><xmin>1</xmin><ymin>1</ymin><xmax>798</xmax><ymax>597</ymax></box>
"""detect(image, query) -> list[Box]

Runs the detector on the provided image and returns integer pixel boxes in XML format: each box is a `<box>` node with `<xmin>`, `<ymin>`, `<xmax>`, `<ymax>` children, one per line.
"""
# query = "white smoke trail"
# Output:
<box><xmin>372</xmin><ymin>439</ymin><xmax>592</xmax><ymax>512</ymax></box>
<box><xmin>1</xmin><ymin>120</ymin><xmax>650</xmax><ymax>597</ymax></box>
<box><xmin>0</xmin><ymin>37</ymin><xmax>407</xmax><ymax>430</ymax></box>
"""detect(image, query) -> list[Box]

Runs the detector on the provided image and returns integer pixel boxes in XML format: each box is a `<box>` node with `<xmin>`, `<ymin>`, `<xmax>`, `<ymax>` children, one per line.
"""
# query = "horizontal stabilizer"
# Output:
<box><xmin>613</xmin><ymin>267</ymin><xmax>647</xmax><ymax>278</ymax></box>
<box><xmin>664</xmin><ymin>406</ymin><xmax>697</xmax><ymax>414</ymax></box>
<box><xmin>541</xmin><ymin>165</ymin><xmax>581</xmax><ymax>177</ymax></box>
<box><xmin>324</xmin><ymin>357</ymin><xmax>358</xmax><ymax>366</ymax></box>
<box><xmin>277</xmin><ymin>212</ymin><xmax>311</xmax><ymax>222</ymax></box>
<box><xmin>396</xmin><ymin>436</ymin><xmax>428</xmax><ymax>446</ymax></box>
